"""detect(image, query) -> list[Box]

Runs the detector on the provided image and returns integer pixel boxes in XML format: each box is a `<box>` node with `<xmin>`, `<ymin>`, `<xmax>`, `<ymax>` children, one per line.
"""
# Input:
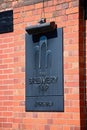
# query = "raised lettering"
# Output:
<box><xmin>35</xmin><ymin>101</ymin><xmax>53</xmax><ymax>107</ymax></box>
<box><xmin>29</xmin><ymin>76</ymin><xmax>58</xmax><ymax>85</ymax></box>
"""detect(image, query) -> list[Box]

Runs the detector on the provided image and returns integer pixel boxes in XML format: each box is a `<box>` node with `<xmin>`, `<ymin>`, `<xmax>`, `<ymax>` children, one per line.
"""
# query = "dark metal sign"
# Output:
<box><xmin>0</xmin><ymin>10</ymin><xmax>13</xmax><ymax>34</ymax></box>
<box><xmin>25</xmin><ymin>28</ymin><xmax>64</xmax><ymax>112</ymax></box>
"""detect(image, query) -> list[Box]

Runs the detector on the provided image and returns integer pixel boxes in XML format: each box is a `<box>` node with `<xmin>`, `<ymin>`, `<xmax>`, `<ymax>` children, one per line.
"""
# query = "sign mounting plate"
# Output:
<box><xmin>25</xmin><ymin>28</ymin><xmax>64</xmax><ymax>112</ymax></box>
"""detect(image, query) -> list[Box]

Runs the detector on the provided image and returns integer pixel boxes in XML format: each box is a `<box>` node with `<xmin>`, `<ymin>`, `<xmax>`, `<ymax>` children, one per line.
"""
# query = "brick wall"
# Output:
<box><xmin>0</xmin><ymin>0</ymin><xmax>87</xmax><ymax>130</ymax></box>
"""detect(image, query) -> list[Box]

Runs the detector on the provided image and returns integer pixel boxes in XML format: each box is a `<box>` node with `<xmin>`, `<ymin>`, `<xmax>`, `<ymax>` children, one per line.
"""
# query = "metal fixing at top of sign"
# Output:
<box><xmin>25</xmin><ymin>21</ymin><xmax>57</xmax><ymax>35</ymax></box>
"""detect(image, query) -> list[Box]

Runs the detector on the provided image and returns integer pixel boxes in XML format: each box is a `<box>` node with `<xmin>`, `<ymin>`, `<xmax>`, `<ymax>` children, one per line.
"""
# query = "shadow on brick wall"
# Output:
<box><xmin>79</xmin><ymin>0</ymin><xmax>87</xmax><ymax>129</ymax></box>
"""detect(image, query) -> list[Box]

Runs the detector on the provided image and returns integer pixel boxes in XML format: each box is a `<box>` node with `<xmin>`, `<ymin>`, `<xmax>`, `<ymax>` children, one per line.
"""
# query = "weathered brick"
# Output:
<box><xmin>66</xmin><ymin>7</ymin><xmax>79</xmax><ymax>14</ymax></box>
<box><xmin>62</xmin><ymin>2</ymin><xmax>69</xmax><ymax>9</ymax></box>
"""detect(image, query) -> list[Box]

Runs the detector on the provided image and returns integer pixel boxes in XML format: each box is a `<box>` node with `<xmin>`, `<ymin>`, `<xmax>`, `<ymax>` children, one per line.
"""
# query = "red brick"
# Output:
<box><xmin>48</xmin><ymin>1</ymin><xmax>53</xmax><ymax>6</ymax></box>
<box><xmin>68</xmin><ymin>13</ymin><xmax>79</xmax><ymax>20</ymax></box>
<box><xmin>57</xmin><ymin>0</ymin><xmax>66</xmax><ymax>4</ymax></box>
<box><xmin>24</xmin><ymin>5</ymin><xmax>35</xmax><ymax>11</ymax></box>
<box><xmin>35</xmin><ymin>3</ymin><xmax>43</xmax><ymax>9</ymax></box>
<box><xmin>65</xmin><ymin>107</ymin><xmax>80</xmax><ymax>113</ymax></box>
<box><xmin>50</xmin><ymin>125</ymin><xmax>63</xmax><ymax>130</ymax></box>
<box><xmin>66</xmin><ymin>7</ymin><xmax>79</xmax><ymax>14</ymax></box>
<box><xmin>62</xmin><ymin>2</ymin><xmax>69</xmax><ymax>9</ymax></box>
<box><xmin>53</xmin><ymin>10</ymin><xmax>66</xmax><ymax>17</ymax></box>
<box><xmin>65</xmin><ymin>94</ymin><xmax>79</xmax><ymax>100</ymax></box>
<box><xmin>63</xmin><ymin>125</ymin><xmax>70</xmax><ymax>130</ymax></box>
<box><xmin>3</xmin><ymin>69</ymin><xmax>13</xmax><ymax>74</ymax></box>
<box><xmin>3</xmin><ymin>37</ymin><xmax>14</xmax><ymax>43</ymax></box>
<box><xmin>0</xmin><ymin>118</ymin><xmax>7</xmax><ymax>122</ymax></box>
<box><xmin>3</xmin><ymin>123</ymin><xmax>12</xmax><ymax>128</ymax></box>
<box><xmin>3</xmin><ymin>112</ymin><xmax>12</xmax><ymax>117</ymax></box>
<box><xmin>56</xmin><ymin>4</ymin><xmax>62</xmax><ymax>10</ymax></box>
<box><xmin>0</xmin><ymin>0</ymin><xmax>86</xmax><ymax>130</ymax></box>
<box><xmin>45</xmin><ymin>125</ymin><xmax>50</xmax><ymax>130</ymax></box>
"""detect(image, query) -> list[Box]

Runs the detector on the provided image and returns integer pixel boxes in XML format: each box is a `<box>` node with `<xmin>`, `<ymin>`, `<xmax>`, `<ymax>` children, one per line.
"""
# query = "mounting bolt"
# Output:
<box><xmin>38</xmin><ymin>18</ymin><xmax>46</xmax><ymax>24</ymax></box>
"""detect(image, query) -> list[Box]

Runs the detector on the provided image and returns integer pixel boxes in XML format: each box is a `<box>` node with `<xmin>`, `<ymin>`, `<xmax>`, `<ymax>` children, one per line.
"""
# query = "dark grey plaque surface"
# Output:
<box><xmin>25</xmin><ymin>28</ymin><xmax>64</xmax><ymax>112</ymax></box>
<box><xmin>0</xmin><ymin>10</ymin><xmax>13</xmax><ymax>34</ymax></box>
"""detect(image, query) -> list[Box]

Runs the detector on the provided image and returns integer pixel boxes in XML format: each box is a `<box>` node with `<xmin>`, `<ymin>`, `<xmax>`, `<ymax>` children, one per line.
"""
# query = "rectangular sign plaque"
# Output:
<box><xmin>0</xmin><ymin>10</ymin><xmax>13</xmax><ymax>34</ymax></box>
<box><xmin>25</xmin><ymin>28</ymin><xmax>64</xmax><ymax>112</ymax></box>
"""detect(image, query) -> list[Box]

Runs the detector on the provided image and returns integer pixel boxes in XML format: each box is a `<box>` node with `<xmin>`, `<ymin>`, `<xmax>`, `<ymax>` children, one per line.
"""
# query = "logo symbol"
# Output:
<box><xmin>34</xmin><ymin>36</ymin><xmax>52</xmax><ymax>76</ymax></box>
<box><xmin>34</xmin><ymin>36</ymin><xmax>52</xmax><ymax>92</ymax></box>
